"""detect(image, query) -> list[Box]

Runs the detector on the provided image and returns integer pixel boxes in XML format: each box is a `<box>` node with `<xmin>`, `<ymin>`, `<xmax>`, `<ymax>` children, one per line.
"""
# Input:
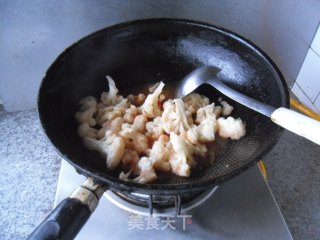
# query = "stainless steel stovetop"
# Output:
<box><xmin>54</xmin><ymin>160</ymin><xmax>292</xmax><ymax>240</ymax></box>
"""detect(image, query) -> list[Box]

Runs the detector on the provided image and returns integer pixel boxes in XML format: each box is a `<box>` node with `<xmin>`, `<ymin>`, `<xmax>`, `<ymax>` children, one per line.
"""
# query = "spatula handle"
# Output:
<box><xmin>271</xmin><ymin>107</ymin><xmax>320</xmax><ymax>145</ymax></box>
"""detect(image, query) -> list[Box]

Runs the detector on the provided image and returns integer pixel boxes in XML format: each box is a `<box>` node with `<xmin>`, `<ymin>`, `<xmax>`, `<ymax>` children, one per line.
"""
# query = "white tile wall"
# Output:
<box><xmin>292</xmin><ymin>25</ymin><xmax>320</xmax><ymax>115</ymax></box>
<box><xmin>291</xmin><ymin>24</ymin><xmax>320</xmax><ymax>114</ymax></box>
<box><xmin>291</xmin><ymin>83</ymin><xmax>319</xmax><ymax>113</ymax></box>
<box><xmin>311</xmin><ymin>24</ymin><xmax>320</xmax><ymax>55</ymax></box>
<box><xmin>314</xmin><ymin>93</ymin><xmax>320</xmax><ymax>112</ymax></box>
<box><xmin>295</xmin><ymin>48</ymin><xmax>320</xmax><ymax>102</ymax></box>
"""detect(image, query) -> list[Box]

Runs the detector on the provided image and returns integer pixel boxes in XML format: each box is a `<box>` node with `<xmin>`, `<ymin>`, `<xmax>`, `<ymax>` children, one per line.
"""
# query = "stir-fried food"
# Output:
<box><xmin>75</xmin><ymin>76</ymin><xmax>246</xmax><ymax>183</ymax></box>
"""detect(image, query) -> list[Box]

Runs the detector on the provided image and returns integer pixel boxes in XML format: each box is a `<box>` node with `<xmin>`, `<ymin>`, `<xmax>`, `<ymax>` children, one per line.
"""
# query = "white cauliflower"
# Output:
<box><xmin>119</xmin><ymin>170</ymin><xmax>132</xmax><ymax>181</ymax></box>
<box><xmin>162</xmin><ymin>99</ymin><xmax>190</xmax><ymax>135</ymax></box>
<box><xmin>221</xmin><ymin>100</ymin><xmax>234</xmax><ymax>116</ymax></box>
<box><xmin>97</xmin><ymin>127</ymin><xmax>108</xmax><ymax>140</ymax></box>
<box><xmin>76</xmin><ymin>75</ymin><xmax>246</xmax><ymax>183</ymax></box>
<box><xmin>95</xmin><ymin>106</ymin><xmax>114</xmax><ymax>125</ymax></box>
<box><xmin>149</xmin><ymin>82</ymin><xmax>160</xmax><ymax>93</ymax></box>
<box><xmin>75</xmin><ymin>96</ymin><xmax>98</xmax><ymax>126</ymax></box>
<box><xmin>140</xmin><ymin>81</ymin><xmax>165</xmax><ymax>118</ymax></box>
<box><xmin>191</xmin><ymin>103</ymin><xmax>221</xmax><ymax>142</ymax></box>
<box><xmin>217</xmin><ymin>117</ymin><xmax>246</xmax><ymax>140</ymax></box>
<box><xmin>123</xmin><ymin>105</ymin><xmax>138</xmax><ymax>123</ymax></box>
<box><xmin>146</xmin><ymin>116</ymin><xmax>164</xmax><ymax>140</ymax></box>
<box><xmin>78</xmin><ymin>96</ymin><xmax>98</xmax><ymax>110</ymax></box>
<box><xmin>190</xmin><ymin>141</ymin><xmax>207</xmax><ymax>158</ymax></box>
<box><xmin>77</xmin><ymin>123</ymin><xmax>97</xmax><ymax>139</ymax></box>
<box><xmin>96</xmin><ymin>99</ymin><xmax>129</xmax><ymax>124</ymax></box>
<box><xmin>186</xmin><ymin>126</ymin><xmax>199</xmax><ymax>145</ymax></box>
<box><xmin>196</xmin><ymin>118</ymin><xmax>217</xmax><ymax>142</ymax></box>
<box><xmin>110</xmin><ymin>117</ymin><xmax>125</xmax><ymax>133</ymax></box>
<box><xmin>119</xmin><ymin>128</ymin><xmax>149</xmax><ymax>154</ymax></box>
<box><xmin>196</xmin><ymin>103</ymin><xmax>221</xmax><ymax>124</ymax></box>
<box><xmin>79</xmin><ymin>114</ymin><xmax>95</xmax><ymax>126</ymax></box>
<box><xmin>169</xmin><ymin>132</ymin><xmax>193</xmax><ymax>177</ymax></box>
<box><xmin>149</xmin><ymin>135</ymin><xmax>171</xmax><ymax>172</ymax></box>
<box><xmin>183</xmin><ymin>93</ymin><xmax>209</xmax><ymax>114</ymax></box>
<box><xmin>159</xmin><ymin>94</ymin><xmax>166</xmax><ymax>103</ymax></box>
<box><xmin>100</xmin><ymin>76</ymin><xmax>123</xmax><ymax>106</ymax></box>
<box><xmin>121</xmin><ymin>149</ymin><xmax>140</xmax><ymax>173</ymax></box>
<box><xmin>97</xmin><ymin>116</ymin><xmax>124</xmax><ymax>138</ymax></box>
<box><xmin>132</xmin><ymin>115</ymin><xmax>148</xmax><ymax>133</ymax></box>
<box><xmin>134</xmin><ymin>157</ymin><xmax>157</xmax><ymax>183</ymax></box>
<box><xmin>83</xmin><ymin>131</ymin><xmax>125</xmax><ymax>169</ymax></box>
<box><xmin>127</xmin><ymin>93</ymin><xmax>146</xmax><ymax>106</ymax></box>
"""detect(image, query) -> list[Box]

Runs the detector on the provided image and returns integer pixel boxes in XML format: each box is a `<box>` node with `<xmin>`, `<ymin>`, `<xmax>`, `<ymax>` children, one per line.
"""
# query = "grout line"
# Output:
<box><xmin>294</xmin><ymin>83</ymin><xmax>320</xmax><ymax>113</ymax></box>
<box><xmin>314</xmin><ymin>91</ymin><xmax>320</xmax><ymax>104</ymax></box>
<box><xmin>310</xmin><ymin>47</ymin><xmax>320</xmax><ymax>58</ymax></box>
<box><xmin>294</xmin><ymin>46</ymin><xmax>320</xmax><ymax>84</ymax></box>
<box><xmin>309</xmin><ymin>21</ymin><xmax>320</xmax><ymax>53</ymax></box>
<box><xmin>295</xmin><ymin>82</ymin><xmax>315</xmax><ymax>105</ymax></box>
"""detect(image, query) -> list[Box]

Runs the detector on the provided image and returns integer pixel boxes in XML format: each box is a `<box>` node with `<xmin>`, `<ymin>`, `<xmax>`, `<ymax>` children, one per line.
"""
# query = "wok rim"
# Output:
<box><xmin>38</xmin><ymin>18</ymin><xmax>289</xmax><ymax>194</ymax></box>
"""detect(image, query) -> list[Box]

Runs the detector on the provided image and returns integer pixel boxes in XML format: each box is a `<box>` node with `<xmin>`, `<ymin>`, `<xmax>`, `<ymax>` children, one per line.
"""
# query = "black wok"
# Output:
<box><xmin>29</xmin><ymin>18</ymin><xmax>289</xmax><ymax>239</ymax></box>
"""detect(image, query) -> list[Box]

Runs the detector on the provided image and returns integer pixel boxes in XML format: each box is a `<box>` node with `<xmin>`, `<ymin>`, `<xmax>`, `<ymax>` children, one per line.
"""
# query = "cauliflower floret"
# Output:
<box><xmin>75</xmin><ymin>96</ymin><xmax>98</xmax><ymax>127</ymax></box>
<box><xmin>169</xmin><ymin>132</ymin><xmax>193</xmax><ymax>177</ymax></box>
<box><xmin>149</xmin><ymin>135</ymin><xmax>171</xmax><ymax>172</ymax></box>
<box><xmin>159</xmin><ymin>94</ymin><xmax>166</xmax><ymax>103</ymax></box>
<box><xmin>194</xmin><ymin>103</ymin><xmax>224</xmax><ymax>142</ymax></box>
<box><xmin>123</xmin><ymin>105</ymin><xmax>138</xmax><ymax>123</ymax></box>
<box><xmin>132</xmin><ymin>115</ymin><xmax>147</xmax><ymax>133</ymax></box>
<box><xmin>190</xmin><ymin>141</ymin><xmax>207</xmax><ymax>158</ymax></box>
<box><xmin>183</xmin><ymin>93</ymin><xmax>209</xmax><ymax>114</ymax></box>
<box><xmin>98</xmin><ymin>116</ymin><xmax>124</xmax><ymax>139</ymax></box>
<box><xmin>95</xmin><ymin>106</ymin><xmax>114</xmax><ymax>124</ymax></box>
<box><xmin>119</xmin><ymin>170</ymin><xmax>132</xmax><ymax>181</ymax></box>
<box><xmin>140</xmin><ymin>81</ymin><xmax>165</xmax><ymax>118</ymax></box>
<box><xmin>134</xmin><ymin>157</ymin><xmax>157</xmax><ymax>183</ymax></box>
<box><xmin>83</xmin><ymin>131</ymin><xmax>125</xmax><ymax>169</ymax></box>
<box><xmin>217</xmin><ymin>117</ymin><xmax>246</xmax><ymax>140</ymax></box>
<box><xmin>96</xmin><ymin>99</ymin><xmax>129</xmax><ymax>124</ymax></box>
<box><xmin>119</xmin><ymin>128</ymin><xmax>149</xmax><ymax>154</ymax></box>
<box><xmin>196</xmin><ymin>103</ymin><xmax>222</xmax><ymax>124</ymax></box>
<box><xmin>149</xmin><ymin>82</ymin><xmax>160</xmax><ymax>93</ymax></box>
<box><xmin>76</xmin><ymin>75</ymin><xmax>246</xmax><ymax>182</ymax></box>
<box><xmin>197</xmin><ymin>118</ymin><xmax>217</xmax><ymax>142</ymax></box>
<box><xmin>79</xmin><ymin>96</ymin><xmax>98</xmax><ymax>110</ymax></box>
<box><xmin>110</xmin><ymin>117</ymin><xmax>125</xmax><ymax>133</ymax></box>
<box><xmin>75</xmin><ymin>108</ymin><xmax>97</xmax><ymax>127</ymax></box>
<box><xmin>221</xmin><ymin>101</ymin><xmax>234</xmax><ymax>116</ymax></box>
<box><xmin>77</xmin><ymin>123</ymin><xmax>97</xmax><ymax>139</ymax></box>
<box><xmin>213</xmin><ymin>106</ymin><xmax>222</xmax><ymax>118</ymax></box>
<box><xmin>97</xmin><ymin>127</ymin><xmax>108</xmax><ymax>139</ymax></box>
<box><xmin>121</xmin><ymin>149</ymin><xmax>139</xmax><ymax>173</ymax></box>
<box><xmin>146</xmin><ymin>116</ymin><xmax>164</xmax><ymax>140</ymax></box>
<box><xmin>162</xmin><ymin>99</ymin><xmax>190</xmax><ymax>135</ymax></box>
<box><xmin>100</xmin><ymin>76</ymin><xmax>123</xmax><ymax>106</ymax></box>
<box><xmin>186</xmin><ymin>126</ymin><xmax>199</xmax><ymax>145</ymax></box>
<box><xmin>185</xmin><ymin>110</ymin><xmax>194</xmax><ymax>126</ymax></box>
<box><xmin>127</xmin><ymin>93</ymin><xmax>146</xmax><ymax>106</ymax></box>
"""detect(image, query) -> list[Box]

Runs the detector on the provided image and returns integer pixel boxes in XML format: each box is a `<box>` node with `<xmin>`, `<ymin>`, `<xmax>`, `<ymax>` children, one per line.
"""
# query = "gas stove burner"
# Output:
<box><xmin>104</xmin><ymin>186</ymin><xmax>218</xmax><ymax>217</ymax></box>
<box><xmin>115</xmin><ymin>191</ymin><xmax>204</xmax><ymax>209</ymax></box>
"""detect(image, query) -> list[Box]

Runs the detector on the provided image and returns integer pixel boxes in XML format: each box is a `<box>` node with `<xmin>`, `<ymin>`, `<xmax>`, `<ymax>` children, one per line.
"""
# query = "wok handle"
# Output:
<box><xmin>28</xmin><ymin>198</ymin><xmax>91</xmax><ymax>240</ymax></box>
<box><xmin>28</xmin><ymin>178</ymin><xmax>106</xmax><ymax>240</ymax></box>
<box><xmin>271</xmin><ymin>107</ymin><xmax>320</xmax><ymax>145</ymax></box>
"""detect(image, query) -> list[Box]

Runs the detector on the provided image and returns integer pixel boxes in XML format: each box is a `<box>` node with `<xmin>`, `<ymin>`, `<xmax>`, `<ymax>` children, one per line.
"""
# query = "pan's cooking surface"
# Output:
<box><xmin>38</xmin><ymin>18</ymin><xmax>289</xmax><ymax>194</ymax></box>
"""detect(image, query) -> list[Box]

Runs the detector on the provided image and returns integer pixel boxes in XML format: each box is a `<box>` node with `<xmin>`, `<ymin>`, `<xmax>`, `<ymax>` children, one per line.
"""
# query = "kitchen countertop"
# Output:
<box><xmin>0</xmin><ymin>109</ymin><xmax>319</xmax><ymax>239</ymax></box>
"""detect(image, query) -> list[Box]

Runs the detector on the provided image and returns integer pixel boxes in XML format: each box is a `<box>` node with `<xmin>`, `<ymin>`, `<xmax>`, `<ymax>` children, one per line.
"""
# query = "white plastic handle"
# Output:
<box><xmin>271</xmin><ymin>107</ymin><xmax>320</xmax><ymax>145</ymax></box>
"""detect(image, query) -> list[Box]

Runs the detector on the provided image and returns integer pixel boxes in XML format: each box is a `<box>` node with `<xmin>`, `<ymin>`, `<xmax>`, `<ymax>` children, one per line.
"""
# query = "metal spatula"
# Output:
<box><xmin>176</xmin><ymin>66</ymin><xmax>320</xmax><ymax>145</ymax></box>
